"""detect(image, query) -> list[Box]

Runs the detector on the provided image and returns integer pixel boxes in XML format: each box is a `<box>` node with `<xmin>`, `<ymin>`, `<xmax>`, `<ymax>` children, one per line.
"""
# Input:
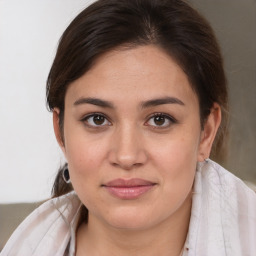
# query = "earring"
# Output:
<box><xmin>62</xmin><ymin>167</ymin><xmax>71</xmax><ymax>184</ymax></box>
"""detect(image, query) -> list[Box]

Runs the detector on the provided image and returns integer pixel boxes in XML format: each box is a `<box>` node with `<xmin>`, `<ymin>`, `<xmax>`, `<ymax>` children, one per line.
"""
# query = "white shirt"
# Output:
<box><xmin>1</xmin><ymin>160</ymin><xmax>256</xmax><ymax>256</ymax></box>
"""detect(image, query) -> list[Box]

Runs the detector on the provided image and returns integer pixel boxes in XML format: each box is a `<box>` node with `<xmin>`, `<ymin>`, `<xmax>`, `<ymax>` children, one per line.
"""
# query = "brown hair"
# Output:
<box><xmin>47</xmin><ymin>0</ymin><xmax>228</xmax><ymax>200</ymax></box>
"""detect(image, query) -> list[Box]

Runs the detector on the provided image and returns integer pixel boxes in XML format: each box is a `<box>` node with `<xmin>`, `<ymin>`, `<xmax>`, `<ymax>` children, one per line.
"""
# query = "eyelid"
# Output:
<box><xmin>145</xmin><ymin>112</ymin><xmax>177</xmax><ymax>128</ymax></box>
<box><xmin>80</xmin><ymin>112</ymin><xmax>177</xmax><ymax>129</ymax></box>
<box><xmin>81</xmin><ymin>112</ymin><xmax>112</xmax><ymax>127</ymax></box>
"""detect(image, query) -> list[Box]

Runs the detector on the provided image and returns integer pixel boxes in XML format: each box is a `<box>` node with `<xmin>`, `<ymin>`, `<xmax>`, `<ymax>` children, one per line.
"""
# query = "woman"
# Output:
<box><xmin>1</xmin><ymin>0</ymin><xmax>256</xmax><ymax>255</ymax></box>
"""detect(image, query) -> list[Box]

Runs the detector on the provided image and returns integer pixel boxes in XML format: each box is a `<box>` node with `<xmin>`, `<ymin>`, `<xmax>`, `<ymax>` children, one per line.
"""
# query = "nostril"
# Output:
<box><xmin>107</xmin><ymin>136</ymin><xmax>148</xmax><ymax>169</ymax></box>
<box><xmin>111</xmin><ymin>160</ymin><xmax>144</xmax><ymax>171</ymax></box>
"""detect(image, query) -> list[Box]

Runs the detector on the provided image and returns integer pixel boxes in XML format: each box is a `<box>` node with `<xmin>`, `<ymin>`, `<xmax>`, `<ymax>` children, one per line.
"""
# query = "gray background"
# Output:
<box><xmin>191</xmin><ymin>0</ymin><xmax>256</xmax><ymax>183</ymax></box>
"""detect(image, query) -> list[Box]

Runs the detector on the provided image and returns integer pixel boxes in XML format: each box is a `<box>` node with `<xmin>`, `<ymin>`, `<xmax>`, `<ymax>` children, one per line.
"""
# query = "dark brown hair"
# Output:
<box><xmin>47</xmin><ymin>0</ymin><xmax>228</xmax><ymax>200</ymax></box>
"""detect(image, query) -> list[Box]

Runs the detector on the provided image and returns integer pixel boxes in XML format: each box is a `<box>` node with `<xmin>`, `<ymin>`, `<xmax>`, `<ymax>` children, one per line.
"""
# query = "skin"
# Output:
<box><xmin>53</xmin><ymin>45</ymin><xmax>221</xmax><ymax>256</ymax></box>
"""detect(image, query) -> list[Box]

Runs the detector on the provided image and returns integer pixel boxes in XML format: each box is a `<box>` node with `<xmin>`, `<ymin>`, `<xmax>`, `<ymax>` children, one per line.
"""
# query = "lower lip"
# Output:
<box><xmin>104</xmin><ymin>185</ymin><xmax>155</xmax><ymax>200</ymax></box>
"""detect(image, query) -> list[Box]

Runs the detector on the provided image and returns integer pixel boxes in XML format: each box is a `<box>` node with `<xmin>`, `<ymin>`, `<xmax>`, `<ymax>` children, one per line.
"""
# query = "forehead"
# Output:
<box><xmin>65</xmin><ymin>45</ymin><xmax>198</xmax><ymax>107</ymax></box>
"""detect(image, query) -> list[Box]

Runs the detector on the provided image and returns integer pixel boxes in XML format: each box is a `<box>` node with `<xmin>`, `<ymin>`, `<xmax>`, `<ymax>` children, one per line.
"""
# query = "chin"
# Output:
<box><xmin>103</xmin><ymin>208</ymin><xmax>156</xmax><ymax>230</ymax></box>
<box><xmin>109</xmin><ymin>218</ymin><xmax>152</xmax><ymax>231</ymax></box>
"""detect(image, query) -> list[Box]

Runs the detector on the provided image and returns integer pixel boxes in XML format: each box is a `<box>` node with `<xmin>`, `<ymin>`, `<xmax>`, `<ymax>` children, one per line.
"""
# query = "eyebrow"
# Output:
<box><xmin>73</xmin><ymin>97</ymin><xmax>114</xmax><ymax>108</ymax></box>
<box><xmin>73</xmin><ymin>96</ymin><xmax>185</xmax><ymax>109</ymax></box>
<box><xmin>141</xmin><ymin>96</ymin><xmax>185</xmax><ymax>108</ymax></box>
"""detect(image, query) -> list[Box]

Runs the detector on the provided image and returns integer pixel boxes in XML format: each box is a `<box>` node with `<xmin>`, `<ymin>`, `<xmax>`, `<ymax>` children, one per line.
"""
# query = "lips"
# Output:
<box><xmin>103</xmin><ymin>178</ymin><xmax>156</xmax><ymax>200</ymax></box>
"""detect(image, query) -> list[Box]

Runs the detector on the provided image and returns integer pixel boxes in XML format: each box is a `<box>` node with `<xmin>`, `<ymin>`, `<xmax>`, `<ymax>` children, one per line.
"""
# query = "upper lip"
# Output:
<box><xmin>103</xmin><ymin>178</ymin><xmax>156</xmax><ymax>187</ymax></box>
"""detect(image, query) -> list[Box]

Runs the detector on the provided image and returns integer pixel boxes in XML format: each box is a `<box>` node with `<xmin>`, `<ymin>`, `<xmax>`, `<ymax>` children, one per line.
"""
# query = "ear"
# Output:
<box><xmin>197</xmin><ymin>103</ymin><xmax>221</xmax><ymax>162</ymax></box>
<box><xmin>53</xmin><ymin>108</ymin><xmax>66</xmax><ymax>154</ymax></box>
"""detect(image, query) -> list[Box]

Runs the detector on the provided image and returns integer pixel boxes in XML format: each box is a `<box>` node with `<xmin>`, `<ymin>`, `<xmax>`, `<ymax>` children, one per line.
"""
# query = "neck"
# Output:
<box><xmin>76</xmin><ymin>193</ymin><xmax>192</xmax><ymax>256</ymax></box>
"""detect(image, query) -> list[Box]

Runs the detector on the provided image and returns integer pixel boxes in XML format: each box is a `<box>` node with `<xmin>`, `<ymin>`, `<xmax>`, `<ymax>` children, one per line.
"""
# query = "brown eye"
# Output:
<box><xmin>146</xmin><ymin>113</ymin><xmax>176</xmax><ymax>128</ymax></box>
<box><xmin>153</xmin><ymin>116</ymin><xmax>166</xmax><ymax>126</ymax></box>
<box><xmin>93</xmin><ymin>115</ymin><xmax>105</xmax><ymax>125</ymax></box>
<box><xmin>83</xmin><ymin>114</ymin><xmax>111</xmax><ymax>127</ymax></box>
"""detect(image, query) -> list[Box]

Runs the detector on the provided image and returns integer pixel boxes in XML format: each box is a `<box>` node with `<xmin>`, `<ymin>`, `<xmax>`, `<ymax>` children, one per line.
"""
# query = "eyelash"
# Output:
<box><xmin>145</xmin><ymin>113</ymin><xmax>177</xmax><ymax>129</ymax></box>
<box><xmin>81</xmin><ymin>112</ymin><xmax>177</xmax><ymax>129</ymax></box>
<box><xmin>81</xmin><ymin>113</ymin><xmax>111</xmax><ymax>128</ymax></box>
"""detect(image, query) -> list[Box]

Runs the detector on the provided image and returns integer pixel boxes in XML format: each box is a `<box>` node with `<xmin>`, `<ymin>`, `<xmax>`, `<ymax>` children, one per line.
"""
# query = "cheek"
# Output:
<box><xmin>155</xmin><ymin>142</ymin><xmax>197</xmax><ymax>189</ymax></box>
<box><xmin>66</xmin><ymin>137</ymin><xmax>106</xmax><ymax>174</ymax></box>
<box><xmin>148</xmin><ymin>126</ymin><xmax>200</xmax><ymax>193</ymax></box>
<box><xmin>63</xmin><ymin>127</ymin><xmax>109</xmax><ymax>189</ymax></box>
<box><xmin>150</xmin><ymin>131</ymin><xmax>200</xmax><ymax>171</ymax></box>
<box><xmin>64</xmin><ymin>135</ymin><xmax>108</xmax><ymax>207</ymax></box>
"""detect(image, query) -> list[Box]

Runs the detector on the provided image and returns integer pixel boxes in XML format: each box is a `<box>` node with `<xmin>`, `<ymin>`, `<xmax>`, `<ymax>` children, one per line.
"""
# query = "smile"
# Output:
<box><xmin>102</xmin><ymin>178</ymin><xmax>156</xmax><ymax>200</ymax></box>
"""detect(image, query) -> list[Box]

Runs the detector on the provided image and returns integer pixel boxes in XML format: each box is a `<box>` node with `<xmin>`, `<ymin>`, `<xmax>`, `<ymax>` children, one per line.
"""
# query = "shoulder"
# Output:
<box><xmin>190</xmin><ymin>160</ymin><xmax>256</xmax><ymax>255</ymax></box>
<box><xmin>198</xmin><ymin>159</ymin><xmax>256</xmax><ymax>200</ymax></box>
<box><xmin>1</xmin><ymin>192</ymin><xmax>81</xmax><ymax>256</ymax></box>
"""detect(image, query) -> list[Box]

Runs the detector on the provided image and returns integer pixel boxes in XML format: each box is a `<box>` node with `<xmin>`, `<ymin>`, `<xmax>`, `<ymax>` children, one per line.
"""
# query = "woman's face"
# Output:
<box><xmin>55</xmin><ymin>45</ymin><xmax>217</xmax><ymax>230</ymax></box>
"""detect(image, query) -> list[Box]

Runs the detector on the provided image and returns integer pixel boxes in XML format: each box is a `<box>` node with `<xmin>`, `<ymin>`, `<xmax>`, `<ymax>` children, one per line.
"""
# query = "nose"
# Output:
<box><xmin>108</xmin><ymin>125</ymin><xmax>148</xmax><ymax>170</ymax></box>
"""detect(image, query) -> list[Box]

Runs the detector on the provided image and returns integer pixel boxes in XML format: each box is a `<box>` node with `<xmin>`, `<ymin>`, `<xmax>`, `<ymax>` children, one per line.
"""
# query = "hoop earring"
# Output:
<box><xmin>62</xmin><ymin>167</ymin><xmax>71</xmax><ymax>184</ymax></box>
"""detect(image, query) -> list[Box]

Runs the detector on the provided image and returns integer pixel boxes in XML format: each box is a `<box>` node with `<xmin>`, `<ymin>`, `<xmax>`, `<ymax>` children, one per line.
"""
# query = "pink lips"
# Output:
<box><xmin>103</xmin><ymin>178</ymin><xmax>156</xmax><ymax>200</ymax></box>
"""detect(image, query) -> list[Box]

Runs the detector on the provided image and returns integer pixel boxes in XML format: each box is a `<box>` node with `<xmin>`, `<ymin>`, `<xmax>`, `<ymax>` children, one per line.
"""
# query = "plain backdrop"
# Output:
<box><xmin>0</xmin><ymin>0</ymin><xmax>255</xmax><ymax>203</ymax></box>
<box><xmin>0</xmin><ymin>0</ymin><xmax>94</xmax><ymax>203</ymax></box>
